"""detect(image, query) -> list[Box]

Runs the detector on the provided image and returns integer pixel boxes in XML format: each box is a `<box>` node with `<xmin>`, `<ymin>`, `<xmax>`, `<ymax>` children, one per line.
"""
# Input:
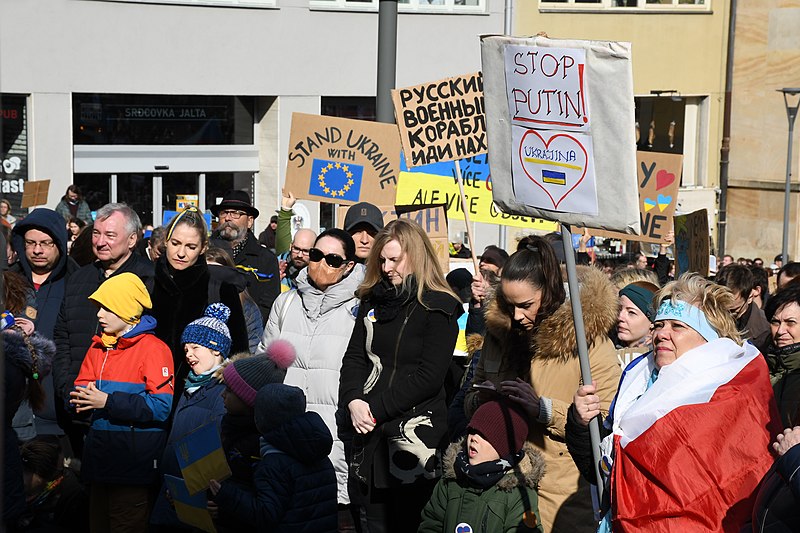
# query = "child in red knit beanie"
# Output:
<box><xmin>419</xmin><ymin>399</ymin><xmax>546</xmax><ymax>532</ymax></box>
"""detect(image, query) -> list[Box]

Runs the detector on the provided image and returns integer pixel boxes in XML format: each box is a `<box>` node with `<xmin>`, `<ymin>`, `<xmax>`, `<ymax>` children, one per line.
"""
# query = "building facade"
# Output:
<box><xmin>1</xmin><ymin>0</ymin><xmax>503</xmax><ymax>234</ymax></box>
<box><xmin>513</xmin><ymin>0</ymin><xmax>728</xmax><ymax>250</ymax></box>
<box><xmin>726</xmin><ymin>0</ymin><xmax>800</xmax><ymax>263</ymax></box>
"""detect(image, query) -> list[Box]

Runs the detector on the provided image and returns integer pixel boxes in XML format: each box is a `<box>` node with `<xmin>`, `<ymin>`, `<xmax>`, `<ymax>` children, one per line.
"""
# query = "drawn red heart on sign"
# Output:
<box><xmin>518</xmin><ymin>130</ymin><xmax>588</xmax><ymax>210</ymax></box>
<box><xmin>656</xmin><ymin>169</ymin><xmax>675</xmax><ymax>190</ymax></box>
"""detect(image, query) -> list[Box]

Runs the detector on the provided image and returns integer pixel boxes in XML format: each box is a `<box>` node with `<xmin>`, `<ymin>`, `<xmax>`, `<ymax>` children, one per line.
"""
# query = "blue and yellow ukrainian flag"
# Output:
<box><xmin>308</xmin><ymin>159</ymin><xmax>364</xmax><ymax>201</ymax></box>
<box><xmin>164</xmin><ymin>474</ymin><xmax>218</xmax><ymax>533</ymax></box>
<box><xmin>173</xmin><ymin>422</ymin><xmax>231</xmax><ymax>495</ymax></box>
<box><xmin>542</xmin><ymin>169</ymin><xmax>567</xmax><ymax>186</ymax></box>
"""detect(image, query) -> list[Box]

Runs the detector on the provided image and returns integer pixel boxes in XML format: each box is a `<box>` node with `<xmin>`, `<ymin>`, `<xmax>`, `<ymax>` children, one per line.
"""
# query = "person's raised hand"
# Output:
<box><xmin>281</xmin><ymin>189</ymin><xmax>296</xmax><ymax>211</ymax></box>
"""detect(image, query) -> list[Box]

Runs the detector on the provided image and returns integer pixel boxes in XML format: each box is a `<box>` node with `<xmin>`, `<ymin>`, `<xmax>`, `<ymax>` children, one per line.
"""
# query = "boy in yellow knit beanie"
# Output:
<box><xmin>70</xmin><ymin>272</ymin><xmax>174</xmax><ymax>532</ymax></box>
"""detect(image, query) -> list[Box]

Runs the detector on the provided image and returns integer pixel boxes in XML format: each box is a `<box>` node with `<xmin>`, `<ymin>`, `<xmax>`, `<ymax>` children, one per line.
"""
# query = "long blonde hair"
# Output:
<box><xmin>358</xmin><ymin>219</ymin><xmax>457</xmax><ymax>304</ymax></box>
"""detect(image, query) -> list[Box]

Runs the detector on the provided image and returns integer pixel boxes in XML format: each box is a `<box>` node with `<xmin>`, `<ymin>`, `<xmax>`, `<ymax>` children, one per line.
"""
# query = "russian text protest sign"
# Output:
<box><xmin>395</xmin><ymin>154</ymin><xmax>557</xmax><ymax>231</ymax></box>
<box><xmin>481</xmin><ymin>35</ymin><xmax>640</xmax><ymax>233</ymax></box>
<box><xmin>580</xmin><ymin>151</ymin><xmax>682</xmax><ymax>243</ymax></box>
<box><xmin>284</xmin><ymin>113</ymin><xmax>402</xmax><ymax>206</ymax></box>
<box><xmin>392</xmin><ymin>73</ymin><xmax>486</xmax><ymax>167</ymax></box>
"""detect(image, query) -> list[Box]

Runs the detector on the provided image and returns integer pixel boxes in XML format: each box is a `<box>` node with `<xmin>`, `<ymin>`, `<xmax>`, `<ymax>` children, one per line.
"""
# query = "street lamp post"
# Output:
<box><xmin>779</xmin><ymin>88</ymin><xmax>800</xmax><ymax>265</ymax></box>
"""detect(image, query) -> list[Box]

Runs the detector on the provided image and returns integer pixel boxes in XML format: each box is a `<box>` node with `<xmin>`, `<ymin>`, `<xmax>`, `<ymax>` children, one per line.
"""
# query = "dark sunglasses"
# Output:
<box><xmin>309</xmin><ymin>248</ymin><xmax>346</xmax><ymax>268</ymax></box>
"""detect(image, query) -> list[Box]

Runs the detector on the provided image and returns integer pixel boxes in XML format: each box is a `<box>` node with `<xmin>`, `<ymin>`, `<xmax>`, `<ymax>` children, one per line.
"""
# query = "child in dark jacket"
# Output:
<box><xmin>70</xmin><ymin>272</ymin><xmax>173</xmax><ymax>532</ymax></box>
<box><xmin>419</xmin><ymin>399</ymin><xmax>546</xmax><ymax>533</ymax></box>
<box><xmin>150</xmin><ymin>303</ymin><xmax>232</xmax><ymax>528</ymax></box>
<box><xmin>210</xmin><ymin>383</ymin><xmax>337</xmax><ymax>533</ymax></box>
<box><xmin>212</xmin><ymin>341</ymin><xmax>295</xmax><ymax>532</ymax></box>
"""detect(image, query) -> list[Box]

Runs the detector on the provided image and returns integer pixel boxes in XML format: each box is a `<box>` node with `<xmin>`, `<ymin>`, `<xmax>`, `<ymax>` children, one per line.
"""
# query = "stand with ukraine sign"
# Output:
<box><xmin>283</xmin><ymin>113</ymin><xmax>403</xmax><ymax>207</ymax></box>
<box><xmin>481</xmin><ymin>34</ymin><xmax>640</xmax><ymax>507</ymax></box>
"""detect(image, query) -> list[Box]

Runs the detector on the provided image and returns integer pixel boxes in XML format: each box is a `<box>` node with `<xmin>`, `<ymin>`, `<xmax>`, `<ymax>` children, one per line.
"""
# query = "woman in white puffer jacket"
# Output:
<box><xmin>257</xmin><ymin>227</ymin><xmax>365</xmax><ymax>509</ymax></box>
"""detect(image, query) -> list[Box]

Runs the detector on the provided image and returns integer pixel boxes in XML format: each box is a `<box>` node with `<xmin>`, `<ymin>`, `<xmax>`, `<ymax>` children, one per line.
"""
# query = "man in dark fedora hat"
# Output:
<box><xmin>211</xmin><ymin>189</ymin><xmax>279</xmax><ymax>325</ymax></box>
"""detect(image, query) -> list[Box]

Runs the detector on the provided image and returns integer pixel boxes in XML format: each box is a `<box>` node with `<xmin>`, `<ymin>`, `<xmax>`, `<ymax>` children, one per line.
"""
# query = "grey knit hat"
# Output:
<box><xmin>181</xmin><ymin>303</ymin><xmax>232</xmax><ymax>358</ymax></box>
<box><xmin>255</xmin><ymin>383</ymin><xmax>305</xmax><ymax>435</ymax></box>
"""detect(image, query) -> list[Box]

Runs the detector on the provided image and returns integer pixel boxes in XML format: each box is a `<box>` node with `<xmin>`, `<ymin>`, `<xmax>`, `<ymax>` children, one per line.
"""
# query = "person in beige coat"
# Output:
<box><xmin>465</xmin><ymin>237</ymin><xmax>621</xmax><ymax>533</ymax></box>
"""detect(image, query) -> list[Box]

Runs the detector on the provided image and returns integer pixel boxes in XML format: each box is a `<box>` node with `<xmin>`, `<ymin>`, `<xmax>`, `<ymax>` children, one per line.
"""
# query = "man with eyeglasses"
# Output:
<box><xmin>279</xmin><ymin>228</ymin><xmax>316</xmax><ymax>292</ymax></box>
<box><xmin>210</xmin><ymin>190</ymin><xmax>279</xmax><ymax>325</ymax></box>
<box><xmin>715</xmin><ymin>263</ymin><xmax>771</xmax><ymax>355</ymax></box>
<box><xmin>11</xmin><ymin>208</ymin><xmax>80</xmax><ymax>442</ymax></box>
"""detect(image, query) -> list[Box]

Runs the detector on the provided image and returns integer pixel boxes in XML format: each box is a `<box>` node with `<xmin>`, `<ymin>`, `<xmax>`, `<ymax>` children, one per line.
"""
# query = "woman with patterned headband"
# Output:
<box><xmin>568</xmin><ymin>273</ymin><xmax>781</xmax><ymax>532</ymax></box>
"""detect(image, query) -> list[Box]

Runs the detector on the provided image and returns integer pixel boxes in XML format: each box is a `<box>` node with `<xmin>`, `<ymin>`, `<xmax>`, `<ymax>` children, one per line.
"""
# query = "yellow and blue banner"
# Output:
<box><xmin>396</xmin><ymin>154</ymin><xmax>557</xmax><ymax>231</ymax></box>
<box><xmin>164</xmin><ymin>474</ymin><xmax>217</xmax><ymax>533</ymax></box>
<box><xmin>308</xmin><ymin>159</ymin><xmax>364</xmax><ymax>202</ymax></box>
<box><xmin>174</xmin><ymin>422</ymin><xmax>231</xmax><ymax>495</ymax></box>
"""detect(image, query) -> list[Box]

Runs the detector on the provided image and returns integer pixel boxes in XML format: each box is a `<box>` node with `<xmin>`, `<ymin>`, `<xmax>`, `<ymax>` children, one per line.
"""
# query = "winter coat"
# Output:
<box><xmin>766</xmin><ymin>342</ymin><xmax>800</xmax><ymax>427</ymax></box>
<box><xmin>75</xmin><ymin>316</ymin><xmax>174</xmax><ymax>485</ymax></box>
<box><xmin>52</xmin><ymin>252</ymin><xmax>154</xmax><ymax>404</ymax></box>
<box><xmin>11</xmin><ymin>207</ymin><xmax>80</xmax><ymax>435</ymax></box>
<box><xmin>151</xmin><ymin>255</ymin><xmax>248</xmax><ymax>400</ymax></box>
<box><xmin>214</xmin><ymin>411</ymin><xmax>337</xmax><ymax>533</ymax></box>
<box><xmin>419</xmin><ymin>440</ymin><xmax>546</xmax><ymax>533</ymax></box>
<box><xmin>151</xmin><ymin>377</ymin><xmax>227</xmax><ymax>526</ymax></box>
<box><xmin>211</xmin><ymin>230</ymin><xmax>280</xmax><ymax>325</ymax></box>
<box><xmin>260</xmin><ymin>264</ymin><xmax>364</xmax><ymax>504</ymax></box>
<box><xmin>752</xmin><ymin>441</ymin><xmax>800</xmax><ymax>532</ymax></box>
<box><xmin>208</xmin><ymin>263</ymin><xmax>264</xmax><ymax>354</ymax></box>
<box><xmin>339</xmin><ymin>286</ymin><xmax>462</xmax><ymax>488</ymax></box>
<box><xmin>464</xmin><ymin>266</ymin><xmax>621</xmax><ymax>533</ymax></box>
<box><xmin>55</xmin><ymin>198</ymin><xmax>92</xmax><ymax>226</ymax></box>
<box><xmin>3</xmin><ymin>329</ymin><xmax>55</xmax><ymax>525</ymax></box>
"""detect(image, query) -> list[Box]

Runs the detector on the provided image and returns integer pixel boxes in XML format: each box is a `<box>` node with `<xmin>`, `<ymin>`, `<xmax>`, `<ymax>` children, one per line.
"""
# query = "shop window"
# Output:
<box><xmin>93</xmin><ymin>0</ymin><xmax>276</xmax><ymax>8</ymax></box>
<box><xmin>311</xmin><ymin>0</ymin><xmax>485</xmax><ymax>13</ymax></box>
<box><xmin>540</xmin><ymin>0</ymin><xmax>708</xmax><ymax>10</ymax></box>
<box><xmin>73</xmin><ymin>94</ymin><xmax>255</xmax><ymax>145</ymax></box>
<box><xmin>1</xmin><ymin>95</ymin><xmax>28</xmax><ymax>219</ymax></box>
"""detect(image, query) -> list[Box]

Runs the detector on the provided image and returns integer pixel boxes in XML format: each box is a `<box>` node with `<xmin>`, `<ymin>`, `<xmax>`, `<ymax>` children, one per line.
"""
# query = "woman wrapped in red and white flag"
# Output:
<box><xmin>567</xmin><ymin>273</ymin><xmax>782</xmax><ymax>532</ymax></box>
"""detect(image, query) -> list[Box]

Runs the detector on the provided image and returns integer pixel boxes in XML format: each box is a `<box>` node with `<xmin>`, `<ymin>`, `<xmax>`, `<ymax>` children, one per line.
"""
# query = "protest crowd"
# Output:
<box><xmin>0</xmin><ymin>184</ymin><xmax>798</xmax><ymax>533</ymax></box>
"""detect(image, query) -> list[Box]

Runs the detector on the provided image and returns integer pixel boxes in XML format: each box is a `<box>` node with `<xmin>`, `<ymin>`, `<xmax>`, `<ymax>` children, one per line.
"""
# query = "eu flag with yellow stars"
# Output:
<box><xmin>308</xmin><ymin>159</ymin><xmax>363</xmax><ymax>202</ymax></box>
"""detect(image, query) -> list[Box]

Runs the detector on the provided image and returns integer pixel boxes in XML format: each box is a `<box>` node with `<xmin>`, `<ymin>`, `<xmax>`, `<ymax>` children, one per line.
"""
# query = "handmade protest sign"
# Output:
<box><xmin>337</xmin><ymin>204</ymin><xmax>450</xmax><ymax>271</ymax></box>
<box><xmin>395</xmin><ymin>154</ymin><xmax>557</xmax><ymax>231</ymax></box>
<box><xmin>392</xmin><ymin>73</ymin><xmax>486</xmax><ymax>168</ymax></box>
<box><xmin>674</xmin><ymin>209</ymin><xmax>709</xmax><ymax>277</ymax></box>
<box><xmin>481</xmin><ymin>35</ymin><xmax>639</xmax><ymax>233</ymax></box>
<box><xmin>579</xmin><ymin>151</ymin><xmax>682</xmax><ymax>243</ymax></box>
<box><xmin>174</xmin><ymin>422</ymin><xmax>231</xmax><ymax>495</ymax></box>
<box><xmin>20</xmin><ymin>179</ymin><xmax>49</xmax><ymax>208</ymax></box>
<box><xmin>285</xmin><ymin>113</ymin><xmax>402</xmax><ymax>206</ymax></box>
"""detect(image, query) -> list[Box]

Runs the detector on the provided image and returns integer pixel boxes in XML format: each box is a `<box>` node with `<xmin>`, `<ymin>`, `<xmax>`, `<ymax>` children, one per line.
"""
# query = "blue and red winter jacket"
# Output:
<box><xmin>74</xmin><ymin>315</ymin><xmax>174</xmax><ymax>485</ymax></box>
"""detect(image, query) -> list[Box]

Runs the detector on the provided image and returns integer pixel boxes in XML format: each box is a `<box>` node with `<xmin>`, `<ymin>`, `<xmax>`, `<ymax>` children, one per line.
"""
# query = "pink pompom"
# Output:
<box><xmin>266</xmin><ymin>339</ymin><xmax>296</xmax><ymax>369</ymax></box>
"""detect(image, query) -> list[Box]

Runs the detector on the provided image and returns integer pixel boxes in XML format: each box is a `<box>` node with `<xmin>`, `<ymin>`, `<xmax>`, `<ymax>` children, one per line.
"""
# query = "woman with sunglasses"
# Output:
<box><xmin>150</xmin><ymin>207</ymin><xmax>249</xmax><ymax>402</ymax></box>
<box><xmin>339</xmin><ymin>219</ymin><xmax>462</xmax><ymax>532</ymax></box>
<box><xmin>258</xmin><ymin>227</ymin><xmax>364</xmax><ymax>524</ymax></box>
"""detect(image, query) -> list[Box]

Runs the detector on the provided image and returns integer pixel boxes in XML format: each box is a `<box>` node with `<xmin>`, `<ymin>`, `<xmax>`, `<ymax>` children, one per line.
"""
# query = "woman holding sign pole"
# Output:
<box><xmin>463</xmin><ymin>238</ymin><xmax>621</xmax><ymax>533</ymax></box>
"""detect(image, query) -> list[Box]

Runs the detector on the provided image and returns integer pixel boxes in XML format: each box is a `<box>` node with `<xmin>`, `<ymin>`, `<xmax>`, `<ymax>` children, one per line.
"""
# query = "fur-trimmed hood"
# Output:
<box><xmin>483</xmin><ymin>266</ymin><xmax>618</xmax><ymax>362</ymax></box>
<box><xmin>441</xmin><ymin>438</ymin><xmax>546</xmax><ymax>491</ymax></box>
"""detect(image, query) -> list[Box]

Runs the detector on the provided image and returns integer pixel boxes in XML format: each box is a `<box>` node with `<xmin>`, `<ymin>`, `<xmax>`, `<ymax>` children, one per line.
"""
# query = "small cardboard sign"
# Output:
<box><xmin>395</xmin><ymin>154</ymin><xmax>557</xmax><ymax>231</ymax></box>
<box><xmin>20</xmin><ymin>179</ymin><xmax>49</xmax><ymax>208</ymax></box>
<box><xmin>337</xmin><ymin>204</ymin><xmax>450</xmax><ymax>272</ymax></box>
<box><xmin>674</xmin><ymin>209</ymin><xmax>709</xmax><ymax>277</ymax></box>
<box><xmin>392</xmin><ymin>72</ymin><xmax>487</xmax><ymax>168</ymax></box>
<box><xmin>284</xmin><ymin>113</ymin><xmax>402</xmax><ymax>206</ymax></box>
<box><xmin>581</xmin><ymin>151</ymin><xmax>682</xmax><ymax>243</ymax></box>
